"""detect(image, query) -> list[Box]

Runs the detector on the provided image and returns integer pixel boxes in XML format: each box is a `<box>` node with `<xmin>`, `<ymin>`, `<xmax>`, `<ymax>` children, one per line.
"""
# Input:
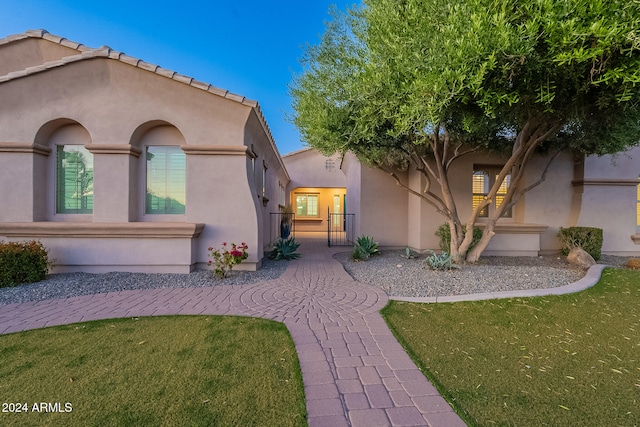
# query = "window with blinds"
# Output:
<box><xmin>146</xmin><ymin>146</ymin><xmax>186</xmax><ymax>214</ymax></box>
<box><xmin>472</xmin><ymin>167</ymin><xmax>511</xmax><ymax>218</ymax></box>
<box><xmin>56</xmin><ymin>145</ymin><xmax>94</xmax><ymax>214</ymax></box>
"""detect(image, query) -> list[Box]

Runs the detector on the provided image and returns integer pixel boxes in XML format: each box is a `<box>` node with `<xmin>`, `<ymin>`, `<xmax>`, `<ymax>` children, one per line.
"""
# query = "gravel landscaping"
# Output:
<box><xmin>0</xmin><ymin>259</ymin><xmax>288</xmax><ymax>305</ymax></box>
<box><xmin>0</xmin><ymin>250</ymin><xmax>627</xmax><ymax>305</ymax></box>
<box><xmin>334</xmin><ymin>250</ymin><xmax>627</xmax><ymax>298</ymax></box>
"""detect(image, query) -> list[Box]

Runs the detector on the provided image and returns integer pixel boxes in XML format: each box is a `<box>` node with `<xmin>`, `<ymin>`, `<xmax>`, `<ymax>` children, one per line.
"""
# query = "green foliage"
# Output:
<box><xmin>354</xmin><ymin>235</ymin><xmax>379</xmax><ymax>260</ymax></box>
<box><xmin>423</xmin><ymin>250</ymin><xmax>461</xmax><ymax>270</ymax></box>
<box><xmin>0</xmin><ymin>240</ymin><xmax>50</xmax><ymax>287</ymax></box>
<box><xmin>435</xmin><ymin>223</ymin><xmax>483</xmax><ymax>255</ymax></box>
<box><xmin>292</xmin><ymin>0</ymin><xmax>640</xmax><ymax>161</ymax></box>
<box><xmin>351</xmin><ymin>246</ymin><xmax>363</xmax><ymax>261</ymax></box>
<box><xmin>291</xmin><ymin>0</ymin><xmax>640</xmax><ymax>262</ymax></box>
<box><xmin>556</xmin><ymin>226</ymin><xmax>603</xmax><ymax>260</ymax></box>
<box><xmin>207</xmin><ymin>242</ymin><xmax>249</xmax><ymax>278</ymax></box>
<box><xmin>269</xmin><ymin>238</ymin><xmax>301</xmax><ymax>260</ymax></box>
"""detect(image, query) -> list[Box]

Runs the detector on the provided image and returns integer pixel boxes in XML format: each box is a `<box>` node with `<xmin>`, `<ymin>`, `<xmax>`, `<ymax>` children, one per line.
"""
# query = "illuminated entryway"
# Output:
<box><xmin>284</xmin><ymin>187</ymin><xmax>353</xmax><ymax>246</ymax></box>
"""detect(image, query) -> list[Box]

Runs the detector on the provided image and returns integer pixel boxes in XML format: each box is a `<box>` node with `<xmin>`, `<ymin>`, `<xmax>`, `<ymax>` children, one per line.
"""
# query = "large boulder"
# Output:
<box><xmin>567</xmin><ymin>247</ymin><xmax>596</xmax><ymax>269</ymax></box>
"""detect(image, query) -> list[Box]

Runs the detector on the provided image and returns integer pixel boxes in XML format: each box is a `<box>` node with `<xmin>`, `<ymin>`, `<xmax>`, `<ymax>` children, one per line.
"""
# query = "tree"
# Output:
<box><xmin>290</xmin><ymin>0</ymin><xmax>640</xmax><ymax>262</ymax></box>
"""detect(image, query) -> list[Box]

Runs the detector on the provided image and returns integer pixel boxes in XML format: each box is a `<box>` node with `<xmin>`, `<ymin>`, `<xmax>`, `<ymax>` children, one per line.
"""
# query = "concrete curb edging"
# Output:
<box><xmin>390</xmin><ymin>264</ymin><xmax>609</xmax><ymax>304</ymax></box>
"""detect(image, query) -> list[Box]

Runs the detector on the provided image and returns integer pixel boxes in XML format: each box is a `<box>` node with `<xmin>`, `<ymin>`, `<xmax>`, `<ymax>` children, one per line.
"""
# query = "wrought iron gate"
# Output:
<box><xmin>327</xmin><ymin>207</ymin><xmax>355</xmax><ymax>247</ymax></box>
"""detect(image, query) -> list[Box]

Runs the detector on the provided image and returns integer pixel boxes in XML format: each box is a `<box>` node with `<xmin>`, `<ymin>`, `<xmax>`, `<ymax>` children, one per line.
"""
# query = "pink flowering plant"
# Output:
<box><xmin>207</xmin><ymin>242</ymin><xmax>249</xmax><ymax>278</ymax></box>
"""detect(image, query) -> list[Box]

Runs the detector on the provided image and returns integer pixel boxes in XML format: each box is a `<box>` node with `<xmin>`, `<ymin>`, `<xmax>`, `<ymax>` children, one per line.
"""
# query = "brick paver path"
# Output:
<box><xmin>0</xmin><ymin>240</ymin><xmax>466</xmax><ymax>427</ymax></box>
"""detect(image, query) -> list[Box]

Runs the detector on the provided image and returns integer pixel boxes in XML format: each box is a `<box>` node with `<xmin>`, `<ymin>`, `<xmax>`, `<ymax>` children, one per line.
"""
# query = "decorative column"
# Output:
<box><xmin>86</xmin><ymin>143</ymin><xmax>141</xmax><ymax>222</ymax></box>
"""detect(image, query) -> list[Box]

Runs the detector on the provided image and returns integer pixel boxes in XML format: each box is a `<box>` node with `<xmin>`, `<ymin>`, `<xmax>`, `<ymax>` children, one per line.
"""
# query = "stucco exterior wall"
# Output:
<box><xmin>359</xmin><ymin>165</ymin><xmax>409</xmax><ymax>247</ymax></box>
<box><xmin>0</xmin><ymin>31</ymin><xmax>288</xmax><ymax>273</ymax></box>
<box><xmin>0</xmin><ymin>37</ymin><xmax>82</xmax><ymax>76</ymax></box>
<box><xmin>284</xmin><ymin>148</ymin><xmax>346</xmax><ymax>189</ymax></box>
<box><xmin>341</xmin><ymin>148</ymin><xmax>640</xmax><ymax>256</ymax></box>
<box><xmin>572</xmin><ymin>147</ymin><xmax>640</xmax><ymax>255</ymax></box>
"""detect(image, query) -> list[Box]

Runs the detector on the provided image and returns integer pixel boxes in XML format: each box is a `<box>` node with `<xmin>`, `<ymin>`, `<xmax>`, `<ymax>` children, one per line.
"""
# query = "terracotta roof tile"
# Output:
<box><xmin>155</xmin><ymin>67</ymin><xmax>176</xmax><ymax>78</ymax></box>
<box><xmin>138</xmin><ymin>61</ymin><xmax>159</xmax><ymax>72</ymax></box>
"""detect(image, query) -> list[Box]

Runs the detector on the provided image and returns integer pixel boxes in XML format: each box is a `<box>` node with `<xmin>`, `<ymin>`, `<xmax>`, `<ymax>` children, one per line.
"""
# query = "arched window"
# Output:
<box><xmin>36</xmin><ymin>121</ymin><xmax>93</xmax><ymax>218</ymax></box>
<box><xmin>131</xmin><ymin>123</ymin><xmax>187</xmax><ymax>218</ymax></box>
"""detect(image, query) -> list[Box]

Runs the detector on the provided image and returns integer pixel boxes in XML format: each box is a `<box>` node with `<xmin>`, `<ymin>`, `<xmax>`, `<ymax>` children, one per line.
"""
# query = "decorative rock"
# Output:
<box><xmin>567</xmin><ymin>247</ymin><xmax>596</xmax><ymax>269</ymax></box>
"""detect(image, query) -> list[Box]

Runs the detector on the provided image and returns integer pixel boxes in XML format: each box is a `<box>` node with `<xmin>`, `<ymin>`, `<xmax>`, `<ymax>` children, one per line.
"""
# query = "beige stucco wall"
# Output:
<box><xmin>342</xmin><ymin>153</ymin><xmax>408</xmax><ymax>247</ymax></box>
<box><xmin>342</xmin><ymin>148</ymin><xmax>640</xmax><ymax>256</ymax></box>
<box><xmin>571</xmin><ymin>147</ymin><xmax>640</xmax><ymax>255</ymax></box>
<box><xmin>0</xmin><ymin>37</ymin><xmax>81</xmax><ymax>76</ymax></box>
<box><xmin>284</xmin><ymin>148</ymin><xmax>346</xmax><ymax>189</ymax></box>
<box><xmin>0</xmin><ymin>32</ymin><xmax>289</xmax><ymax>272</ymax></box>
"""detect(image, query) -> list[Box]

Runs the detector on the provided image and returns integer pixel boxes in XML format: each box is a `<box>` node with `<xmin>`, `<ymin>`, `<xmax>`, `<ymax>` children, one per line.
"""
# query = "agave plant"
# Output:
<box><xmin>354</xmin><ymin>236</ymin><xmax>379</xmax><ymax>260</ymax></box>
<box><xmin>400</xmin><ymin>246</ymin><xmax>416</xmax><ymax>259</ymax></box>
<box><xmin>423</xmin><ymin>250</ymin><xmax>460</xmax><ymax>270</ymax></box>
<box><xmin>269</xmin><ymin>237</ymin><xmax>301</xmax><ymax>260</ymax></box>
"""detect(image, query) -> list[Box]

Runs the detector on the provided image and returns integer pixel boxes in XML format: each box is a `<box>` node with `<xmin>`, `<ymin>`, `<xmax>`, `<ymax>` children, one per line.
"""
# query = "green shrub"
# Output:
<box><xmin>351</xmin><ymin>246</ymin><xmax>363</xmax><ymax>261</ymax></box>
<box><xmin>354</xmin><ymin>236</ymin><xmax>379</xmax><ymax>260</ymax></box>
<box><xmin>0</xmin><ymin>240</ymin><xmax>50</xmax><ymax>287</ymax></box>
<box><xmin>269</xmin><ymin>237</ymin><xmax>301</xmax><ymax>260</ymax></box>
<box><xmin>435</xmin><ymin>223</ymin><xmax>483</xmax><ymax>254</ymax></box>
<box><xmin>423</xmin><ymin>250</ymin><xmax>460</xmax><ymax>270</ymax></box>
<box><xmin>556</xmin><ymin>227</ymin><xmax>603</xmax><ymax>261</ymax></box>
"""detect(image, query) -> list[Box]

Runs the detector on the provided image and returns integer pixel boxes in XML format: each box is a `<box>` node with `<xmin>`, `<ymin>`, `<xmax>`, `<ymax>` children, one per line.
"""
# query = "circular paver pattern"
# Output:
<box><xmin>235</xmin><ymin>277</ymin><xmax>389</xmax><ymax>322</ymax></box>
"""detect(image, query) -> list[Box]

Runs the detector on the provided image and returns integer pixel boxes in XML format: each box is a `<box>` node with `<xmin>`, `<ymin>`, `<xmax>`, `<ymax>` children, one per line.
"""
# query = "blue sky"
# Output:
<box><xmin>1</xmin><ymin>0</ymin><xmax>356</xmax><ymax>154</ymax></box>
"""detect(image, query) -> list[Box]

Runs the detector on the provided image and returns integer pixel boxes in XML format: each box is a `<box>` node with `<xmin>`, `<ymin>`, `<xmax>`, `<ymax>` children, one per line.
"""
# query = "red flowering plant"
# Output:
<box><xmin>207</xmin><ymin>242</ymin><xmax>249</xmax><ymax>278</ymax></box>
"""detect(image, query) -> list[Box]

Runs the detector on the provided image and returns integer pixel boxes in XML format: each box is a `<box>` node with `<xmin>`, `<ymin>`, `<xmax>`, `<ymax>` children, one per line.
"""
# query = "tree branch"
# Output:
<box><xmin>446</xmin><ymin>146</ymin><xmax>480</xmax><ymax>170</ymax></box>
<box><xmin>381</xmin><ymin>167</ymin><xmax>449</xmax><ymax>217</ymax></box>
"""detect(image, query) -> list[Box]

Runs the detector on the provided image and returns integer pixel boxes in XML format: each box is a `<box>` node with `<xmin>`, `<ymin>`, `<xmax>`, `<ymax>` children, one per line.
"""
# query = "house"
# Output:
<box><xmin>340</xmin><ymin>147</ymin><xmax>640</xmax><ymax>256</ymax></box>
<box><xmin>283</xmin><ymin>145</ymin><xmax>640</xmax><ymax>257</ymax></box>
<box><xmin>0</xmin><ymin>30</ymin><xmax>289</xmax><ymax>273</ymax></box>
<box><xmin>1</xmin><ymin>30</ymin><xmax>638</xmax><ymax>276</ymax></box>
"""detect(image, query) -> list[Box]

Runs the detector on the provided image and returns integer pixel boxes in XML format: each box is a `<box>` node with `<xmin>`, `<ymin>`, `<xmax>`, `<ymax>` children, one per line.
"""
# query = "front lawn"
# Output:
<box><xmin>0</xmin><ymin>316</ymin><xmax>307</xmax><ymax>427</ymax></box>
<box><xmin>382</xmin><ymin>267</ymin><xmax>640</xmax><ymax>426</ymax></box>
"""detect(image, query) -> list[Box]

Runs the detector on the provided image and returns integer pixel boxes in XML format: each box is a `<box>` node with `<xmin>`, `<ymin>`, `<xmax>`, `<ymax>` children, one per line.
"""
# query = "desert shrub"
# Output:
<box><xmin>354</xmin><ymin>236</ymin><xmax>379</xmax><ymax>260</ymax></box>
<box><xmin>625</xmin><ymin>258</ymin><xmax>640</xmax><ymax>270</ymax></box>
<box><xmin>269</xmin><ymin>237</ymin><xmax>301</xmax><ymax>260</ymax></box>
<box><xmin>556</xmin><ymin>227</ymin><xmax>603</xmax><ymax>261</ymax></box>
<box><xmin>423</xmin><ymin>250</ymin><xmax>460</xmax><ymax>270</ymax></box>
<box><xmin>0</xmin><ymin>240</ymin><xmax>50</xmax><ymax>287</ymax></box>
<box><xmin>435</xmin><ymin>223</ymin><xmax>483</xmax><ymax>254</ymax></box>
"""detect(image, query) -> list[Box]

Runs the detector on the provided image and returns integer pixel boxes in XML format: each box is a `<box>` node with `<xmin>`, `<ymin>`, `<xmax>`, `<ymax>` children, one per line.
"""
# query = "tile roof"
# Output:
<box><xmin>0</xmin><ymin>29</ymin><xmax>285</xmax><ymax>168</ymax></box>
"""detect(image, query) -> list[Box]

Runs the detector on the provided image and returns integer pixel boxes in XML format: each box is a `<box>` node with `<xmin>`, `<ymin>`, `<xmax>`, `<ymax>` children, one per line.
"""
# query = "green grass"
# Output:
<box><xmin>0</xmin><ymin>316</ymin><xmax>307</xmax><ymax>427</ymax></box>
<box><xmin>382</xmin><ymin>268</ymin><xmax>640</xmax><ymax>426</ymax></box>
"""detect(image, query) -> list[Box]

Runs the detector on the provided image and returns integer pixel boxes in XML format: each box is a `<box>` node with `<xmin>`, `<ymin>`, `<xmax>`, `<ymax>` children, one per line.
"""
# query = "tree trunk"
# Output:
<box><xmin>466</xmin><ymin>225</ymin><xmax>495</xmax><ymax>263</ymax></box>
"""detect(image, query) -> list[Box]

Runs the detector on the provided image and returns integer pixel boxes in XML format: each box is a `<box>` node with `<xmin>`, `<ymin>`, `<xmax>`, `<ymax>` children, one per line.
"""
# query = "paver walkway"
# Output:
<box><xmin>0</xmin><ymin>238</ymin><xmax>466</xmax><ymax>427</ymax></box>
